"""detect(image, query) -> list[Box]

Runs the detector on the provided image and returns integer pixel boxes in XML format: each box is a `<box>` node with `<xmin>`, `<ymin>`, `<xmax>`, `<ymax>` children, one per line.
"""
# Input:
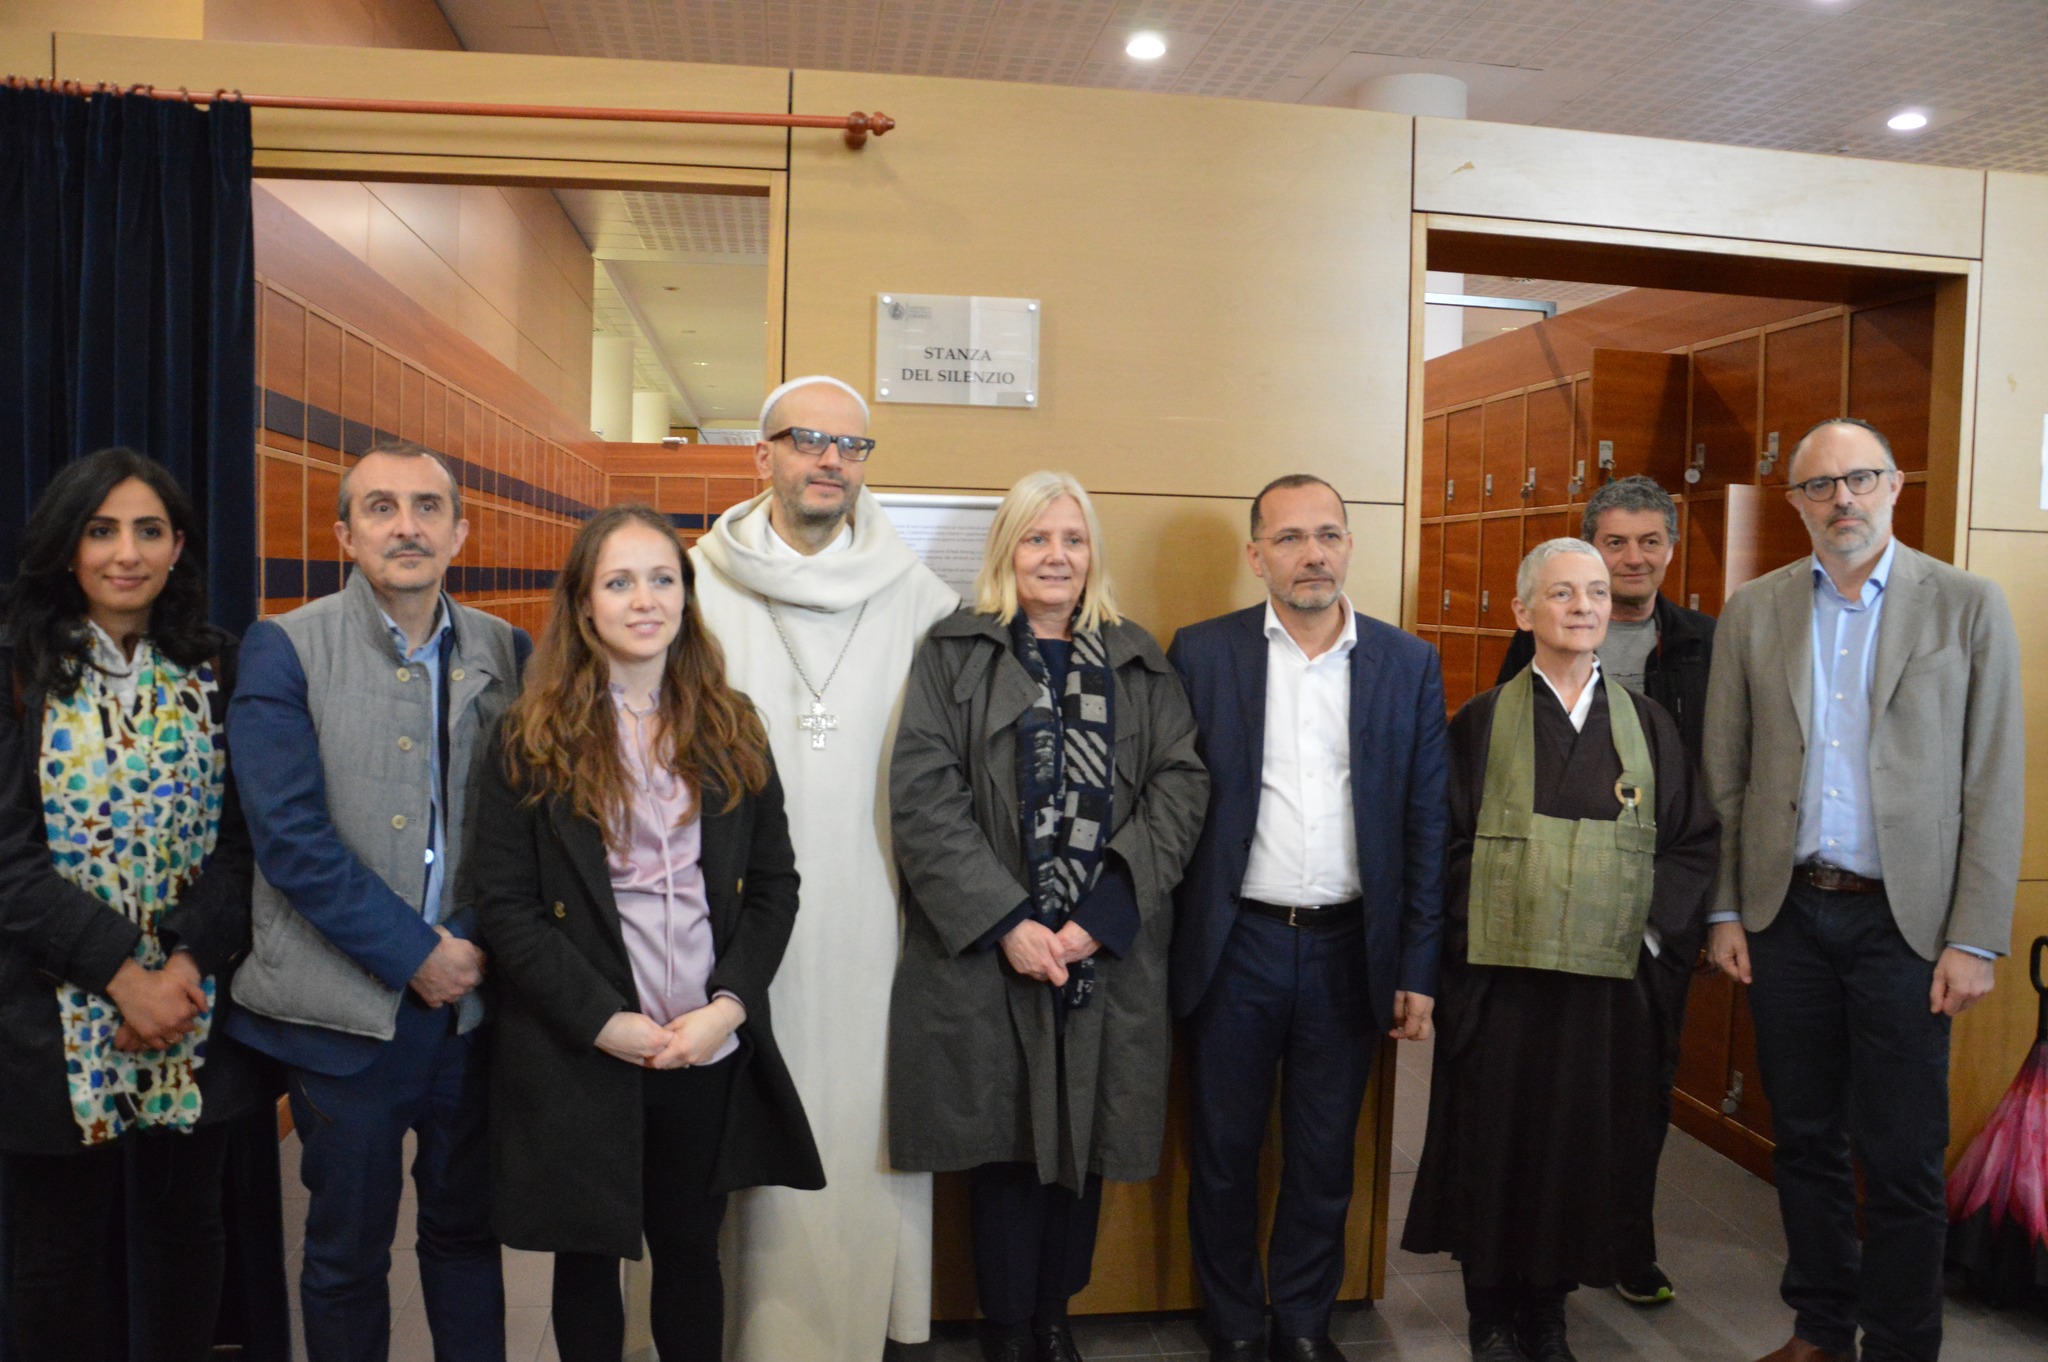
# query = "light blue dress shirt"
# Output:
<box><xmin>1794</xmin><ymin>539</ymin><xmax>1894</xmax><ymax>876</ymax></box>
<box><xmin>380</xmin><ymin>601</ymin><xmax>452</xmax><ymax>926</ymax></box>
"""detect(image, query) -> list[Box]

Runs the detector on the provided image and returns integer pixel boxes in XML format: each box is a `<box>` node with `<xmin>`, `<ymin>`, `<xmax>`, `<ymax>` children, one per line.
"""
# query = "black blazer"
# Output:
<box><xmin>0</xmin><ymin>640</ymin><xmax>274</xmax><ymax>1155</ymax></box>
<box><xmin>468</xmin><ymin>719</ymin><xmax>824</xmax><ymax>1259</ymax></box>
<box><xmin>1166</xmin><ymin>605</ymin><xmax>1450</xmax><ymax>1029</ymax></box>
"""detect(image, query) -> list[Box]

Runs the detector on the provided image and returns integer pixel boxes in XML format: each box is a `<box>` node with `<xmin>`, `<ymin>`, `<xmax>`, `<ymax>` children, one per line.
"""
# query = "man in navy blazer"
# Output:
<box><xmin>1169</xmin><ymin>475</ymin><xmax>1448</xmax><ymax>1362</ymax></box>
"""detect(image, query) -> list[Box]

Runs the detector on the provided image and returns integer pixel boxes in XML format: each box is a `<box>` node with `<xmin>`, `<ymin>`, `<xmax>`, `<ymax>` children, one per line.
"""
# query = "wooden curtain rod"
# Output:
<box><xmin>5</xmin><ymin>76</ymin><xmax>896</xmax><ymax>148</ymax></box>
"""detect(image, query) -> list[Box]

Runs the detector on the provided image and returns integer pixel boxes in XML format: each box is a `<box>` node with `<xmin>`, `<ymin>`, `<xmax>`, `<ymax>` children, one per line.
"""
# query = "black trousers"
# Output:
<box><xmin>1746</xmin><ymin>882</ymin><xmax>1950</xmax><ymax>1362</ymax></box>
<box><xmin>1</xmin><ymin>1124</ymin><xmax>230</xmax><ymax>1362</ymax></box>
<box><xmin>1186</xmin><ymin>913</ymin><xmax>1376</xmax><ymax>1340</ymax></box>
<box><xmin>550</xmin><ymin>1057</ymin><xmax>734</xmax><ymax>1362</ymax></box>
<box><xmin>968</xmin><ymin>1162</ymin><xmax>1104</xmax><ymax>1327</ymax></box>
<box><xmin>1613</xmin><ymin>950</ymin><xmax>1694</xmax><ymax>1273</ymax></box>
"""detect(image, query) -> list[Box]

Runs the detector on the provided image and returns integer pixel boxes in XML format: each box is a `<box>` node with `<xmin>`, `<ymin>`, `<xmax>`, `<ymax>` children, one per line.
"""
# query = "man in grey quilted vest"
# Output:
<box><xmin>227</xmin><ymin>442</ymin><xmax>529</xmax><ymax>1362</ymax></box>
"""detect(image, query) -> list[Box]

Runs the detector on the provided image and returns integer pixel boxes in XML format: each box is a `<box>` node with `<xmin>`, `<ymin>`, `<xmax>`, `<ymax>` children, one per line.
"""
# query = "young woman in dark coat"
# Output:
<box><xmin>468</xmin><ymin>503</ymin><xmax>822</xmax><ymax>1362</ymax></box>
<box><xmin>0</xmin><ymin>448</ymin><xmax>270</xmax><ymax>1362</ymax></box>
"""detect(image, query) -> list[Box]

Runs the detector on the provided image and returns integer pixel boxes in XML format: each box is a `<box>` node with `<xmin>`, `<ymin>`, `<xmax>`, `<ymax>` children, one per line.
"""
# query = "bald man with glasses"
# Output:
<box><xmin>1702</xmin><ymin>417</ymin><xmax>2024</xmax><ymax>1362</ymax></box>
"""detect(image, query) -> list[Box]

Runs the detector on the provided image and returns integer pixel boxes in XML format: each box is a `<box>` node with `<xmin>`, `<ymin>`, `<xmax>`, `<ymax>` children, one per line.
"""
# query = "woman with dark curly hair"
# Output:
<box><xmin>0</xmin><ymin>447</ymin><xmax>268</xmax><ymax>1362</ymax></box>
<box><xmin>468</xmin><ymin>503</ymin><xmax>822</xmax><ymax>1362</ymax></box>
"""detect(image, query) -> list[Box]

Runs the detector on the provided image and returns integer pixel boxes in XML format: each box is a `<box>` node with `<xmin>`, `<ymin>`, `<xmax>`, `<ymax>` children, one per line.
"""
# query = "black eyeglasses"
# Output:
<box><xmin>767</xmin><ymin>426</ymin><xmax>876</xmax><ymax>462</ymax></box>
<box><xmin>1792</xmin><ymin>467</ymin><xmax>1890</xmax><ymax>502</ymax></box>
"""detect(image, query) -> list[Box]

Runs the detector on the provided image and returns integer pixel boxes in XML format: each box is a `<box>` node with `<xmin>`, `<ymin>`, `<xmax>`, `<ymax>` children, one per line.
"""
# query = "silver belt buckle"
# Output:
<box><xmin>1288</xmin><ymin>905</ymin><xmax>1303</xmax><ymax>928</ymax></box>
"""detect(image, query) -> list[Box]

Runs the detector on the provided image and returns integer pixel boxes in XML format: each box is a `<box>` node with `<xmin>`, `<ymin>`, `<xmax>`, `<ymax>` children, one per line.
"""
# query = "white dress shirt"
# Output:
<box><xmin>1240</xmin><ymin>599</ymin><xmax>1361</xmax><ymax>907</ymax></box>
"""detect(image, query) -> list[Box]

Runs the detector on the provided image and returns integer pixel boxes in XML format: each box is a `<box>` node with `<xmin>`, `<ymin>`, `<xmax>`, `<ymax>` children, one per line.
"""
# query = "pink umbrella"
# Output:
<box><xmin>1946</xmin><ymin>936</ymin><xmax>2048</xmax><ymax>1308</ymax></box>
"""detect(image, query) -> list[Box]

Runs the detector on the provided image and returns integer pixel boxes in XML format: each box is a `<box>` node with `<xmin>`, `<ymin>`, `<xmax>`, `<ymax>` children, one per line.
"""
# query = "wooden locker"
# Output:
<box><xmin>1445</xmin><ymin>406</ymin><xmax>1483</xmax><ymax>515</ymax></box>
<box><xmin>1416</xmin><ymin>521</ymin><xmax>1444</xmax><ymax>628</ymax></box>
<box><xmin>1689</xmin><ymin>335</ymin><xmax>1761</xmax><ymax>491</ymax></box>
<box><xmin>1589</xmin><ymin>349</ymin><xmax>1689</xmax><ymax>490</ymax></box>
<box><xmin>1478</xmin><ymin>515</ymin><xmax>1521</xmax><ymax>629</ymax></box>
<box><xmin>1760</xmin><ymin>314</ymin><xmax>1846</xmax><ymax>484</ymax></box>
<box><xmin>1441</xmin><ymin>519</ymin><xmax>1480</xmax><ymax>629</ymax></box>
<box><xmin>1421</xmin><ymin>414</ymin><xmax>1447</xmax><ymax>517</ymax></box>
<box><xmin>1438</xmin><ymin>631</ymin><xmax>1478</xmax><ymax>716</ymax></box>
<box><xmin>1476</xmin><ymin>633</ymin><xmax>1513</xmax><ymax>695</ymax></box>
<box><xmin>1683</xmin><ymin>495</ymin><xmax>1728</xmax><ymax>616</ymax></box>
<box><xmin>1847</xmin><ymin>294</ymin><xmax>1935</xmax><ymax>473</ymax></box>
<box><xmin>1524</xmin><ymin>382</ymin><xmax>1573</xmax><ymax>510</ymax></box>
<box><xmin>1482</xmin><ymin>395</ymin><xmax>1525</xmax><ymax>510</ymax></box>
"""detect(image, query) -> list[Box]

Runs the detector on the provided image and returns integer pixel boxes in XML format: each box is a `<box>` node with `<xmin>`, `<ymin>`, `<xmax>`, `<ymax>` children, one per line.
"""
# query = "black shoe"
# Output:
<box><xmin>1034</xmin><ymin>1320</ymin><xmax>1084</xmax><ymax>1362</ymax></box>
<box><xmin>980</xmin><ymin>1321</ymin><xmax>1034</xmax><ymax>1362</ymax></box>
<box><xmin>1470</xmin><ymin>1323</ymin><xmax>1531</xmax><ymax>1362</ymax></box>
<box><xmin>1269</xmin><ymin>1333</ymin><xmax>1348</xmax><ymax>1362</ymax></box>
<box><xmin>1613</xmin><ymin>1262</ymin><xmax>1675</xmax><ymax>1306</ymax></box>
<box><xmin>1209</xmin><ymin>1338</ymin><xmax>1264</xmax><ymax>1362</ymax></box>
<box><xmin>1515</xmin><ymin>1292</ymin><xmax>1576</xmax><ymax>1362</ymax></box>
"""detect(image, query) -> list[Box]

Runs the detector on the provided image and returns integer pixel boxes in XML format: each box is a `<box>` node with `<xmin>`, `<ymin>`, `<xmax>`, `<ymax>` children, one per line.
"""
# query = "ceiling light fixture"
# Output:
<box><xmin>1126</xmin><ymin>31</ymin><xmax>1166</xmax><ymax>61</ymax></box>
<box><xmin>1887</xmin><ymin>110</ymin><xmax>1929</xmax><ymax>131</ymax></box>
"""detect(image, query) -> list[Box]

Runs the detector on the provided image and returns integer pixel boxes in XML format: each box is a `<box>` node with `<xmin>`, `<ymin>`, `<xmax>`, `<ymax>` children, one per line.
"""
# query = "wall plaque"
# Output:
<box><xmin>875</xmin><ymin>293</ymin><xmax>1039</xmax><ymax>407</ymax></box>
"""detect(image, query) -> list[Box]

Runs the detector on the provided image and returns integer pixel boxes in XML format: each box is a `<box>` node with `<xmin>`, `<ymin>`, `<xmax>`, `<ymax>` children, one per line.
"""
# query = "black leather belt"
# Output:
<box><xmin>1794</xmin><ymin>861</ymin><xmax>1884</xmax><ymax>895</ymax></box>
<box><xmin>1241</xmin><ymin>897</ymin><xmax>1362</xmax><ymax>928</ymax></box>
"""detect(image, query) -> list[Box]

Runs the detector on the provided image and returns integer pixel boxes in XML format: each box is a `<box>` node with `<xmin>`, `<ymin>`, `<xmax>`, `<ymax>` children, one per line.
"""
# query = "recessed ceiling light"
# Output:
<box><xmin>1887</xmin><ymin>110</ymin><xmax>1929</xmax><ymax>131</ymax></box>
<box><xmin>1126</xmin><ymin>31</ymin><xmax>1166</xmax><ymax>60</ymax></box>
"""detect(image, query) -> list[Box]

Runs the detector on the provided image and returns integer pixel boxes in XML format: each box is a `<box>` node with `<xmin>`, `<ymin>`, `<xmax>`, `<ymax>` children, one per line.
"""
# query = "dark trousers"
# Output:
<box><xmin>967</xmin><ymin>1162</ymin><xmax>1104</xmax><ymax>1328</ymax></box>
<box><xmin>550</xmin><ymin>1057</ymin><xmax>733</xmax><ymax>1362</ymax></box>
<box><xmin>1</xmin><ymin>1124</ymin><xmax>230</xmax><ymax>1362</ymax></box>
<box><xmin>287</xmin><ymin>1003</ymin><xmax>503</xmax><ymax>1362</ymax></box>
<box><xmin>1746</xmin><ymin>883</ymin><xmax>1949</xmax><ymax>1362</ymax></box>
<box><xmin>1186</xmin><ymin>912</ymin><xmax>1376</xmax><ymax>1340</ymax></box>
<box><xmin>1614</xmin><ymin>952</ymin><xmax>1694</xmax><ymax>1272</ymax></box>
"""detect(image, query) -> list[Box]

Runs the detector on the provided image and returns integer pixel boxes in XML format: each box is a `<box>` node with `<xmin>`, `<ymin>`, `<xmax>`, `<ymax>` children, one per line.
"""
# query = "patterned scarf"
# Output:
<box><xmin>40</xmin><ymin>639</ymin><xmax>224</xmax><ymax>1144</ymax></box>
<box><xmin>1009</xmin><ymin>614</ymin><xmax>1115</xmax><ymax>1011</ymax></box>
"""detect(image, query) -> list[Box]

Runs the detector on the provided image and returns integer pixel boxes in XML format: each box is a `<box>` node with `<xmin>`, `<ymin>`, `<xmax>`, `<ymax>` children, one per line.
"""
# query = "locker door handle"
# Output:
<box><xmin>1442</xmin><ymin>590</ymin><xmax>1451</xmax><ymax>612</ymax></box>
<box><xmin>1480</xmin><ymin>589</ymin><xmax>1490</xmax><ymax>613</ymax></box>
<box><xmin>1484</xmin><ymin>473</ymin><xmax>1494</xmax><ymax>498</ymax></box>
<box><xmin>1567</xmin><ymin>458</ymin><xmax>1585</xmax><ymax>498</ymax></box>
<box><xmin>1446</xmin><ymin>478</ymin><xmax>1456</xmax><ymax>502</ymax></box>
<box><xmin>1721</xmin><ymin>1070</ymin><xmax>1745</xmax><ymax>1117</ymax></box>
<box><xmin>1686</xmin><ymin>441</ymin><xmax>1706</xmax><ymax>485</ymax></box>
<box><xmin>1597</xmin><ymin>439</ymin><xmax>1615</xmax><ymax>473</ymax></box>
<box><xmin>1521</xmin><ymin>468</ymin><xmax>1537</xmax><ymax>498</ymax></box>
<box><xmin>1759</xmin><ymin>430</ymin><xmax>1781</xmax><ymax>479</ymax></box>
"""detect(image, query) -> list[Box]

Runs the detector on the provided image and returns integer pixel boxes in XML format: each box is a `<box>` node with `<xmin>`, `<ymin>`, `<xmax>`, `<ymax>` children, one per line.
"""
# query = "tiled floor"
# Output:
<box><xmin>280</xmin><ymin>1037</ymin><xmax>2048</xmax><ymax>1361</ymax></box>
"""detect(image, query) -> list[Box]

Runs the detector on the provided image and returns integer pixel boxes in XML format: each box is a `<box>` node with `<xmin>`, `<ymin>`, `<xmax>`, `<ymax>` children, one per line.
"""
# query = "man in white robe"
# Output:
<box><xmin>691</xmin><ymin>375</ymin><xmax>957</xmax><ymax>1360</ymax></box>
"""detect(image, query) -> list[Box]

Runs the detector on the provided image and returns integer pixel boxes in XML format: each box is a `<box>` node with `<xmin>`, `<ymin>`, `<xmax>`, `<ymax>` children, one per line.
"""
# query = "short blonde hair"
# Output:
<box><xmin>974</xmin><ymin>471</ymin><xmax>1122</xmax><ymax>633</ymax></box>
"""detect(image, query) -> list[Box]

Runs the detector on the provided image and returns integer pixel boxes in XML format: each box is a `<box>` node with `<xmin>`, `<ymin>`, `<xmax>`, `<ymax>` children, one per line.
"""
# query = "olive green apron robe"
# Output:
<box><xmin>1466</xmin><ymin>668</ymin><xmax>1655</xmax><ymax>979</ymax></box>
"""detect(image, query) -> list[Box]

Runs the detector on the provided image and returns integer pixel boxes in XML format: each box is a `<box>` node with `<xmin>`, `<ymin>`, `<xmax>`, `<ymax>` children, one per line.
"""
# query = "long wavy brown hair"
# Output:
<box><xmin>500</xmin><ymin>504</ymin><xmax>769</xmax><ymax>847</ymax></box>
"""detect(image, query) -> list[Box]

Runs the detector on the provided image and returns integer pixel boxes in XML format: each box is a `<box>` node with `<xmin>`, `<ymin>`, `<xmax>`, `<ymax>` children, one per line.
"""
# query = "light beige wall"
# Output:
<box><xmin>8</xmin><ymin>1</ymin><xmax>200</xmax><ymax>42</ymax></box>
<box><xmin>204</xmin><ymin>0</ymin><xmax>458</xmax><ymax>50</ymax></box>
<box><xmin>260</xmin><ymin>177</ymin><xmax>595</xmax><ymax>422</ymax></box>
<box><xmin>1414</xmin><ymin>118</ymin><xmax>1986</xmax><ymax>260</ymax></box>
<box><xmin>788</xmin><ymin>72</ymin><xmax>1416</xmax><ymax>502</ymax></box>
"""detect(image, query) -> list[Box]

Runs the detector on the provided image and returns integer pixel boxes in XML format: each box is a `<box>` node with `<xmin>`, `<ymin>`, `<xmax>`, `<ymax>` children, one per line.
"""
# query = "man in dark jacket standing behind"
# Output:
<box><xmin>1170</xmin><ymin>475</ymin><xmax>1448</xmax><ymax>1362</ymax></box>
<box><xmin>1494</xmin><ymin>473</ymin><xmax>1714</xmax><ymax>1308</ymax></box>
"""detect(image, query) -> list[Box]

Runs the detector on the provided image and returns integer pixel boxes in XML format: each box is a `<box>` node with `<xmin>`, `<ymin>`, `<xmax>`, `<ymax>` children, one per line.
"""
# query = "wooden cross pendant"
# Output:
<box><xmin>798</xmin><ymin>699</ymin><xmax>839</xmax><ymax>750</ymax></box>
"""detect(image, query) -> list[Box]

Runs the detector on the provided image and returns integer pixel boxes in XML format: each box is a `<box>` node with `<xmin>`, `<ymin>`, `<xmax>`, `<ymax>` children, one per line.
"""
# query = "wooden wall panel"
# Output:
<box><xmin>1848</xmin><ymin>295</ymin><xmax>1936</xmax><ymax>473</ymax></box>
<box><xmin>1760</xmin><ymin>315</ymin><xmax>1846</xmax><ymax>483</ymax></box>
<box><xmin>1414</xmin><ymin>118</ymin><xmax>1985</xmax><ymax>259</ymax></box>
<box><xmin>1690</xmin><ymin>335</ymin><xmax>1760</xmax><ymax>490</ymax></box>
<box><xmin>1965</xmin><ymin>529</ymin><xmax>2048</xmax><ymax>883</ymax></box>
<box><xmin>1522</xmin><ymin>510</ymin><xmax>1569</xmax><ymax>554</ymax></box>
<box><xmin>1441</xmin><ymin>519</ymin><xmax>1480</xmax><ymax>629</ymax></box>
<box><xmin>1481</xmin><ymin>396</ymin><xmax>1524</xmax><ymax>511</ymax></box>
<box><xmin>1970</xmin><ymin>173</ymin><xmax>2048</xmax><ymax>533</ymax></box>
<box><xmin>1523</xmin><ymin>383</ymin><xmax>1573</xmax><ymax>510</ymax></box>
<box><xmin>1444</xmin><ymin>407</ymin><xmax>1483</xmax><ymax>516</ymax></box>
<box><xmin>790</xmin><ymin>71</ymin><xmax>1413</xmax><ymax>502</ymax></box>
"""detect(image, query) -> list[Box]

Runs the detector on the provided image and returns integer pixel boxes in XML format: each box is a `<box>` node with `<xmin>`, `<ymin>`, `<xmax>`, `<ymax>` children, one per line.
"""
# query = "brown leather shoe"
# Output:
<box><xmin>1756</xmin><ymin>1338</ymin><xmax>1854</xmax><ymax>1362</ymax></box>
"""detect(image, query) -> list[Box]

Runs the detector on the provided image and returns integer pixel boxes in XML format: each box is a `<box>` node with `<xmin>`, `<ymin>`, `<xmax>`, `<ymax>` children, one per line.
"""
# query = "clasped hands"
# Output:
<box><xmin>1002</xmin><ymin>918</ymin><xmax>1098</xmax><ymax>986</ymax></box>
<box><xmin>597</xmin><ymin>995</ymin><xmax>745</xmax><ymax>1070</ymax></box>
<box><xmin>106</xmin><ymin>953</ymin><xmax>208</xmax><ymax>1052</ymax></box>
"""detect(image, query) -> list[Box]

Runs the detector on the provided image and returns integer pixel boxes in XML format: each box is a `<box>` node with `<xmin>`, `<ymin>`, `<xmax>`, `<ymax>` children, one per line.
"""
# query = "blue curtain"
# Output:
<box><xmin>0</xmin><ymin>84</ymin><xmax>257</xmax><ymax>633</ymax></box>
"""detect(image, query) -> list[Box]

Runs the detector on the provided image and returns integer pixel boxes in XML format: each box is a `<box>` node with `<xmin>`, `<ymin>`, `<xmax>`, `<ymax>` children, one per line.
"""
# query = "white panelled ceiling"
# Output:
<box><xmin>438</xmin><ymin>0</ymin><xmax>2048</xmax><ymax>172</ymax></box>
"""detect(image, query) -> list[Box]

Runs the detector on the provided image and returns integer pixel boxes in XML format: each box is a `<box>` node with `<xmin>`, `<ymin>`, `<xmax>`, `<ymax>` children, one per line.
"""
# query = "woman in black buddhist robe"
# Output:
<box><xmin>1402</xmin><ymin>538</ymin><xmax>1719</xmax><ymax>1362</ymax></box>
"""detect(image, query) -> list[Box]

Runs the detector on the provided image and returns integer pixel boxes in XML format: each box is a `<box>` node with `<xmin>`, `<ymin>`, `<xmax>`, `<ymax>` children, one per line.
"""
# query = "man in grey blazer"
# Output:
<box><xmin>1702</xmin><ymin>417</ymin><xmax>2024</xmax><ymax>1362</ymax></box>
